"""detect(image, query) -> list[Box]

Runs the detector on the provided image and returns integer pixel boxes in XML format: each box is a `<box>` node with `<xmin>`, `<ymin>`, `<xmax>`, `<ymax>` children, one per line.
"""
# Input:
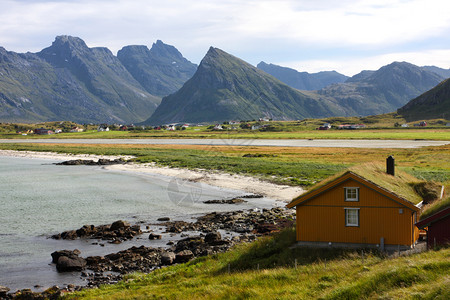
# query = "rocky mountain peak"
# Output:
<box><xmin>150</xmin><ymin>40</ymin><xmax>184</xmax><ymax>60</ymax></box>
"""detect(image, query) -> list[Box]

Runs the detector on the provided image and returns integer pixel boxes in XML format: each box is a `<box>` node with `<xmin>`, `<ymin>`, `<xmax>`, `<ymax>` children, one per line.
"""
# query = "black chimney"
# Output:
<box><xmin>387</xmin><ymin>155</ymin><xmax>395</xmax><ymax>176</ymax></box>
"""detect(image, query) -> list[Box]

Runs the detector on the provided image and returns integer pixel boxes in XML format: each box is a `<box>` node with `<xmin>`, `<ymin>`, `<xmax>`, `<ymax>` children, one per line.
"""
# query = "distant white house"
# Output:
<box><xmin>229</xmin><ymin>120</ymin><xmax>241</xmax><ymax>125</ymax></box>
<box><xmin>54</xmin><ymin>129</ymin><xmax>63</xmax><ymax>134</ymax></box>
<box><xmin>401</xmin><ymin>124</ymin><xmax>409</xmax><ymax>128</ymax></box>
<box><xmin>214</xmin><ymin>124</ymin><xmax>223</xmax><ymax>130</ymax></box>
<box><xmin>97</xmin><ymin>125</ymin><xmax>110</xmax><ymax>132</ymax></box>
<box><xmin>70</xmin><ymin>127</ymin><xmax>84</xmax><ymax>133</ymax></box>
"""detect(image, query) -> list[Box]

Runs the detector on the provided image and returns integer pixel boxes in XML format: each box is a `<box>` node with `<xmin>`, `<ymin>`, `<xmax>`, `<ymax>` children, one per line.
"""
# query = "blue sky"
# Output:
<box><xmin>1</xmin><ymin>0</ymin><xmax>450</xmax><ymax>76</ymax></box>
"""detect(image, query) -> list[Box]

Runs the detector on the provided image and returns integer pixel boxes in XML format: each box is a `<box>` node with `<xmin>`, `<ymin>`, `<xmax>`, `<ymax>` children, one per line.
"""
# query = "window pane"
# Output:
<box><xmin>346</xmin><ymin>209</ymin><xmax>359</xmax><ymax>226</ymax></box>
<box><xmin>345</xmin><ymin>188</ymin><xmax>358</xmax><ymax>201</ymax></box>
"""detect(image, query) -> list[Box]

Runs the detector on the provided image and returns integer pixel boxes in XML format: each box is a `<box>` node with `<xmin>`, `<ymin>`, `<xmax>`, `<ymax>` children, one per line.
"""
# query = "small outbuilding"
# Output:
<box><xmin>415</xmin><ymin>202</ymin><xmax>450</xmax><ymax>249</ymax></box>
<box><xmin>287</xmin><ymin>159</ymin><xmax>423</xmax><ymax>250</ymax></box>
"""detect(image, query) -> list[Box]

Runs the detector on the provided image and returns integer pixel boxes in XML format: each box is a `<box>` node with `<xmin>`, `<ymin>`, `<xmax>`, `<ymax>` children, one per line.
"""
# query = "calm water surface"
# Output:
<box><xmin>0</xmin><ymin>156</ymin><xmax>276</xmax><ymax>291</ymax></box>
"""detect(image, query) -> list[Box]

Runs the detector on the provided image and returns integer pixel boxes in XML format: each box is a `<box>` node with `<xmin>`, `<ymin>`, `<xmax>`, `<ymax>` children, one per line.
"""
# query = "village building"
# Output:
<box><xmin>287</xmin><ymin>158</ymin><xmax>423</xmax><ymax>251</ymax></box>
<box><xmin>70</xmin><ymin>126</ymin><xmax>84</xmax><ymax>133</ymax></box>
<box><xmin>415</xmin><ymin>202</ymin><xmax>450</xmax><ymax>249</ymax></box>
<box><xmin>97</xmin><ymin>124</ymin><xmax>110</xmax><ymax>132</ymax></box>
<box><xmin>34</xmin><ymin>128</ymin><xmax>54</xmax><ymax>135</ymax></box>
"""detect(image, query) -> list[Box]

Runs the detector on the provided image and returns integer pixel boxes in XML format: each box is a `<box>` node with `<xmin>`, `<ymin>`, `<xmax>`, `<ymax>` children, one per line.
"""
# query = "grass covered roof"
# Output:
<box><xmin>289</xmin><ymin>162</ymin><xmax>426</xmax><ymax>207</ymax></box>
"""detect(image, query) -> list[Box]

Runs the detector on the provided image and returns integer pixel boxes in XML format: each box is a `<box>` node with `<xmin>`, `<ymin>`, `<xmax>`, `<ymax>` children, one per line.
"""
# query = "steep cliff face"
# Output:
<box><xmin>144</xmin><ymin>47</ymin><xmax>345</xmax><ymax>125</ymax></box>
<box><xmin>0</xmin><ymin>36</ymin><xmax>160</xmax><ymax>123</ymax></box>
<box><xmin>117</xmin><ymin>40</ymin><xmax>197</xmax><ymax>97</ymax></box>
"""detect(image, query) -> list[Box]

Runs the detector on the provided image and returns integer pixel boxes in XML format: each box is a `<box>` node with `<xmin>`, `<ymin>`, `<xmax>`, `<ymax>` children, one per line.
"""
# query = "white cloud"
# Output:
<box><xmin>0</xmin><ymin>0</ymin><xmax>449</xmax><ymax>73</ymax></box>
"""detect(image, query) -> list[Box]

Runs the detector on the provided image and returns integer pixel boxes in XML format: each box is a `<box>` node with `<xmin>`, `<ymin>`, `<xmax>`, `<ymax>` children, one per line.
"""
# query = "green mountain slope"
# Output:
<box><xmin>144</xmin><ymin>47</ymin><xmax>346</xmax><ymax>124</ymax></box>
<box><xmin>313</xmin><ymin>62</ymin><xmax>445</xmax><ymax>116</ymax></box>
<box><xmin>0</xmin><ymin>36</ymin><xmax>161</xmax><ymax>123</ymax></box>
<box><xmin>398</xmin><ymin>78</ymin><xmax>450</xmax><ymax>121</ymax></box>
<box><xmin>257</xmin><ymin>61</ymin><xmax>348</xmax><ymax>90</ymax></box>
<box><xmin>117</xmin><ymin>40</ymin><xmax>197</xmax><ymax>97</ymax></box>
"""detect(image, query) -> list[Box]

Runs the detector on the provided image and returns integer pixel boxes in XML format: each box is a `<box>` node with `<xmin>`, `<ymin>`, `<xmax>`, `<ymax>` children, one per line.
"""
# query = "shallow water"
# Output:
<box><xmin>0</xmin><ymin>156</ymin><xmax>276</xmax><ymax>292</ymax></box>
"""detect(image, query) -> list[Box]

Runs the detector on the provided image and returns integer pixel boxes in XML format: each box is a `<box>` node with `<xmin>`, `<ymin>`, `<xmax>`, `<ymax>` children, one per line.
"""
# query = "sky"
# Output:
<box><xmin>1</xmin><ymin>0</ymin><xmax>450</xmax><ymax>76</ymax></box>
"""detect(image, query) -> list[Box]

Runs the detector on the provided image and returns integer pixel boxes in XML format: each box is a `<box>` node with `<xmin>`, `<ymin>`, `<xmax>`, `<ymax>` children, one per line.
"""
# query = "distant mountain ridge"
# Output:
<box><xmin>0</xmin><ymin>36</ymin><xmax>194</xmax><ymax>123</ymax></box>
<box><xmin>117</xmin><ymin>41</ymin><xmax>197</xmax><ymax>97</ymax></box>
<box><xmin>259</xmin><ymin>61</ymin><xmax>448</xmax><ymax>116</ymax></box>
<box><xmin>144</xmin><ymin>47</ymin><xmax>347</xmax><ymax>124</ymax></box>
<box><xmin>1</xmin><ymin>36</ymin><xmax>448</xmax><ymax>124</ymax></box>
<box><xmin>257</xmin><ymin>62</ymin><xmax>348</xmax><ymax>90</ymax></box>
<box><xmin>310</xmin><ymin>62</ymin><xmax>446</xmax><ymax>116</ymax></box>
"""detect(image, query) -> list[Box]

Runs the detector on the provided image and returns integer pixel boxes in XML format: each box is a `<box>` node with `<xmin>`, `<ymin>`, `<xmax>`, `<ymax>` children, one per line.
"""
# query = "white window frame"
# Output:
<box><xmin>345</xmin><ymin>208</ymin><xmax>360</xmax><ymax>227</ymax></box>
<box><xmin>345</xmin><ymin>187</ymin><xmax>359</xmax><ymax>202</ymax></box>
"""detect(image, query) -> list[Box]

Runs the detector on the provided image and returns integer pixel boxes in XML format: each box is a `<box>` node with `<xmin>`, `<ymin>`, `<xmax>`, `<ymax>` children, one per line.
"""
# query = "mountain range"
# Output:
<box><xmin>1</xmin><ymin>35</ymin><xmax>449</xmax><ymax>124</ymax></box>
<box><xmin>144</xmin><ymin>49</ymin><xmax>448</xmax><ymax>124</ymax></box>
<box><xmin>144</xmin><ymin>47</ymin><xmax>347</xmax><ymax>124</ymax></box>
<box><xmin>117</xmin><ymin>41</ymin><xmax>197</xmax><ymax>97</ymax></box>
<box><xmin>257</xmin><ymin>62</ymin><xmax>349</xmax><ymax>90</ymax></box>
<box><xmin>259</xmin><ymin>61</ymin><xmax>448</xmax><ymax>117</ymax></box>
<box><xmin>0</xmin><ymin>36</ymin><xmax>195</xmax><ymax>123</ymax></box>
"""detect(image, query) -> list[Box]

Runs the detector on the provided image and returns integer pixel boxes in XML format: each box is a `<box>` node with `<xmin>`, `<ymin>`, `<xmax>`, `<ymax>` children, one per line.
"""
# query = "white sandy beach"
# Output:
<box><xmin>0</xmin><ymin>150</ymin><xmax>304</xmax><ymax>202</ymax></box>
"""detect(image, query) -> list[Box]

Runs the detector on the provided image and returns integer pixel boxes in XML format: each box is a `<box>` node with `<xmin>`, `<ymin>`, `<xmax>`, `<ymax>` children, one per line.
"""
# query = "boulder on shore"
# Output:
<box><xmin>175</xmin><ymin>250</ymin><xmax>194</xmax><ymax>263</ymax></box>
<box><xmin>149</xmin><ymin>233</ymin><xmax>162</xmax><ymax>240</ymax></box>
<box><xmin>110</xmin><ymin>220</ymin><xmax>130</xmax><ymax>231</ymax></box>
<box><xmin>51</xmin><ymin>249</ymin><xmax>86</xmax><ymax>272</ymax></box>
<box><xmin>57</xmin><ymin>256</ymin><xmax>87</xmax><ymax>272</ymax></box>
<box><xmin>0</xmin><ymin>285</ymin><xmax>10</xmax><ymax>296</ymax></box>
<box><xmin>205</xmin><ymin>231</ymin><xmax>222</xmax><ymax>243</ymax></box>
<box><xmin>161</xmin><ymin>251</ymin><xmax>176</xmax><ymax>265</ymax></box>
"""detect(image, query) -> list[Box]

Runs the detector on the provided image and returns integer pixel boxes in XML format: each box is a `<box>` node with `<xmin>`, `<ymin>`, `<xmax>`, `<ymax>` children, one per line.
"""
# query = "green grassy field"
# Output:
<box><xmin>1</xmin><ymin>115</ymin><xmax>449</xmax><ymax>140</ymax></box>
<box><xmin>61</xmin><ymin>228</ymin><xmax>450</xmax><ymax>300</ymax></box>
<box><xmin>1</xmin><ymin>128</ymin><xmax>450</xmax><ymax>140</ymax></box>
<box><xmin>1</xmin><ymin>143</ymin><xmax>449</xmax><ymax>187</ymax></box>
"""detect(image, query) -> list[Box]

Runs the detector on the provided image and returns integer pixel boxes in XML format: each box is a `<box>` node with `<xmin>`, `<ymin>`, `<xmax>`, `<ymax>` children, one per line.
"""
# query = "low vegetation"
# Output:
<box><xmin>0</xmin><ymin>115</ymin><xmax>449</xmax><ymax>140</ymax></box>
<box><xmin>64</xmin><ymin>227</ymin><xmax>450</xmax><ymax>299</ymax></box>
<box><xmin>1</xmin><ymin>143</ymin><xmax>448</xmax><ymax>187</ymax></box>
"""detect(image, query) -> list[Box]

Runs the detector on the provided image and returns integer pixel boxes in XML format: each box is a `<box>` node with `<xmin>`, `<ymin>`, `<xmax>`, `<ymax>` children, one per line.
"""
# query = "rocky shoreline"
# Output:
<box><xmin>2</xmin><ymin>207</ymin><xmax>295</xmax><ymax>299</ymax></box>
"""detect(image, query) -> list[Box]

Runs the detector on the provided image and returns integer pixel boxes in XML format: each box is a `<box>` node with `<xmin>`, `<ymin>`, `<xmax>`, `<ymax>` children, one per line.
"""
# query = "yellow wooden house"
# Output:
<box><xmin>287</xmin><ymin>161</ymin><xmax>422</xmax><ymax>250</ymax></box>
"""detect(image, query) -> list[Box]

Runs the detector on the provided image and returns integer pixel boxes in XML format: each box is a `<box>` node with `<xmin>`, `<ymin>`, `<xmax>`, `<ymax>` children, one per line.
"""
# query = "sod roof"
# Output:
<box><xmin>288</xmin><ymin>162</ymin><xmax>424</xmax><ymax>208</ymax></box>
<box><xmin>419</xmin><ymin>196</ymin><xmax>450</xmax><ymax>221</ymax></box>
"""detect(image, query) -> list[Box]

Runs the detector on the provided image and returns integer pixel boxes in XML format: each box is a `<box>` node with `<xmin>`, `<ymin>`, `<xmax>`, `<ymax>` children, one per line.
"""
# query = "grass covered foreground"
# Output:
<box><xmin>64</xmin><ymin>228</ymin><xmax>450</xmax><ymax>300</ymax></box>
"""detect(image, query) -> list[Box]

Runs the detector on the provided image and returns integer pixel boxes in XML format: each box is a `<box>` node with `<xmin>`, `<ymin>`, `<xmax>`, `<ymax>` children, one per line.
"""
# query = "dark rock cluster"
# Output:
<box><xmin>161</xmin><ymin>207</ymin><xmax>294</xmax><ymax>235</ymax></box>
<box><xmin>55</xmin><ymin>158</ymin><xmax>128</xmax><ymax>166</ymax></box>
<box><xmin>2</xmin><ymin>208</ymin><xmax>294</xmax><ymax>298</ymax></box>
<box><xmin>203</xmin><ymin>198</ymin><xmax>247</xmax><ymax>204</ymax></box>
<box><xmin>51</xmin><ymin>220</ymin><xmax>142</xmax><ymax>243</ymax></box>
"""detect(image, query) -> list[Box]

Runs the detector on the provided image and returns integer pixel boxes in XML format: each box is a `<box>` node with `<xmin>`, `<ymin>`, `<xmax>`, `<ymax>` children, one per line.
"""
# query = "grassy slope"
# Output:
<box><xmin>64</xmin><ymin>228</ymin><xmax>450</xmax><ymax>300</ymax></box>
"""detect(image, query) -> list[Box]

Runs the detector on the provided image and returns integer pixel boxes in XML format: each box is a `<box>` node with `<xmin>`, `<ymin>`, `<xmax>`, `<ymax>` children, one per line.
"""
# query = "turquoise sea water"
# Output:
<box><xmin>0</xmin><ymin>156</ymin><xmax>276</xmax><ymax>292</ymax></box>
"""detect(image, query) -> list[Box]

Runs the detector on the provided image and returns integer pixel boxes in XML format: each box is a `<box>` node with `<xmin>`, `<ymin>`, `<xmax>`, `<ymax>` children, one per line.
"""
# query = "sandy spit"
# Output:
<box><xmin>0</xmin><ymin>150</ymin><xmax>304</xmax><ymax>203</ymax></box>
